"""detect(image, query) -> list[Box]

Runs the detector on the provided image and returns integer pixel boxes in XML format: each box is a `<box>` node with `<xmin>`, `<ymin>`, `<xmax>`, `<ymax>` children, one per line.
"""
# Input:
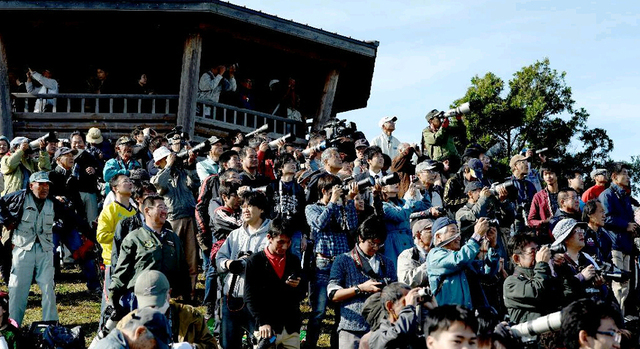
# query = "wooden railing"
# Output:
<box><xmin>195</xmin><ymin>99</ymin><xmax>304</xmax><ymax>141</ymax></box>
<box><xmin>11</xmin><ymin>93</ymin><xmax>178</xmax><ymax>114</ymax></box>
<box><xmin>9</xmin><ymin>93</ymin><xmax>305</xmax><ymax>143</ymax></box>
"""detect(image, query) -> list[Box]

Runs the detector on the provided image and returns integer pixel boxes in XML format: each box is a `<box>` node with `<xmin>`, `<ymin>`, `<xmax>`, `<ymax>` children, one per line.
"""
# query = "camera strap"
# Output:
<box><xmin>350</xmin><ymin>246</ymin><xmax>386</xmax><ymax>282</ymax></box>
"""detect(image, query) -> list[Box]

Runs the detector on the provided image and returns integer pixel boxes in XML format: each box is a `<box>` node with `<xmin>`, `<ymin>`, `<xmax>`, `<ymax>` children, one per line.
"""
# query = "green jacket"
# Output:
<box><xmin>109</xmin><ymin>225</ymin><xmax>191</xmax><ymax>299</ymax></box>
<box><xmin>0</xmin><ymin>149</ymin><xmax>51</xmax><ymax>196</ymax></box>
<box><xmin>421</xmin><ymin>122</ymin><xmax>460</xmax><ymax>161</ymax></box>
<box><xmin>117</xmin><ymin>301</ymin><xmax>219</xmax><ymax>349</ymax></box>
<box><xmin>503</xmin><ymin>262</ymin><xmax>555</xmax><ymax>324</ymax></box>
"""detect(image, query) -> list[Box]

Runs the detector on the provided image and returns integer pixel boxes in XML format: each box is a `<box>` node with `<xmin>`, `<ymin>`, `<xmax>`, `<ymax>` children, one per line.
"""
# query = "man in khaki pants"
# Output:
<box><xmin>599</xmin><ymin>162</ymin><xmax>638</xmax><ymax>316</ymax></box>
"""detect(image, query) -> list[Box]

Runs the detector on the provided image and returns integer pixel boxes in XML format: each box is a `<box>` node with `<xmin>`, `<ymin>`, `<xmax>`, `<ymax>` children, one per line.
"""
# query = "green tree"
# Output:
<box><xmin>453</xmin><ymin>58</ymin><xmax>613</xmax><ymax>175</ymax></box>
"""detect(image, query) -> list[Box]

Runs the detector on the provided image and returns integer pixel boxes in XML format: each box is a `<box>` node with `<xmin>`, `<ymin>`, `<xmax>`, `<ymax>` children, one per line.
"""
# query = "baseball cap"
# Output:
<box><xmin>464</xmin><ymin>180</ymin><xmax>483</xmax><ymax>194</ymax></box>
<box><xmin>208</xmin><ymin>136</ymin><xmax>225</xmax><ymax>145</ymax></box>
<box><xmin>551</xmin><ymin>218</ymin><xmax>587</xmax><ymax>247</ymax></box>
<box><xmin>116</xmin><ymin>136</ymin><xmax>135</xmax><ymax>146</ymax></box>
<box><xmin>590</xmin><ymin>168</ymin><xmax>607</xmax><ymax>180</ymax></box>
<box><xmin>415</xmin><ymin>159</ymin><xmax>440</xmax><ymax>173</ymax></box>
<box><xmin>432</xmin><ymin>217</ymin><xmax>457</xmax><ymax>236</ymax></box>
<box><xmin>153</xmin><ymin>146</ymin><xmax>171</xmax><ymax>163</ymax></box>
<box><xmin>10</xmin><ymin>136</ymin><xmax>29</xmax><ymax>149</ymax></box>
<box><xmin>29</xmin><ymin>171</ymin><xmax>52</xmax><ymax>183</ymax></box>
<box><xmin>170</xmin><ymin>134</ymin><xmax>182</xmax><ymax>145</ymax></box>
<box><xmin>125</xmin><ymin>308</ymin><xmax>172</xmax><ymax>349</ymax></box>
<box><xmin>354</xmin><ymin>139</ymin><xmax>370</xmax><ymax>149</ymax></box>
<box><xmin>378</xmin><ymin>116</ymin><xmax>397</xmax><ymax>128</ymax></box>
<box><xmin>86</xmin><ymin>127</ymin><xmax>103</xmax><ymax>144</ymax></box>
<box><xmin>509</xmin><ymin>154</ymin><xmax>528</xmax><ymax>168</ymax></box>
<box><xmin>425</xmin><ymin>109</ymin><xmax>440</xmax><ymax>121</ymax></box>
<box><xmin>412</xmin><ymin>219</ymin><xmax>434</xmax><ymax>236</ymax></box>
<box><xmin>53</xmin><ymin>147</ymin><xmax>77</xmax><ymax>161</ymax></box>
<box><xmin>467</xmin><ymin>158</ymin><xmax>484</xmax><ymax>180</ymax></box>
<box><xmin>134</xmin><ymin>270</ymin><xmax>170</xmax><ymax>309</ymax></box>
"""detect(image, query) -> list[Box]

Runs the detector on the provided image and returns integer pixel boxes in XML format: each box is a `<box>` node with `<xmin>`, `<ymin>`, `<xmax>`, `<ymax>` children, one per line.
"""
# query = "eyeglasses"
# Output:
<box><xmin>522</xmin><ymin>247</ymin><xmax>539</xmax><ymax>255</ymax></box>
<box><xmin>367</xmin><ymin>240</ymin><xmax>384</xmax><ymax>248</ymax></box>
<box><xmin>596</xmin><ymin>330</ymin><xmax>621</xmax><ymax>343</ymax></box>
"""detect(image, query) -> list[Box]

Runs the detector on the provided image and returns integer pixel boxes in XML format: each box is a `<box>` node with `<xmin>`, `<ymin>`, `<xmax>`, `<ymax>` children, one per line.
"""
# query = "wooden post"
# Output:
<box><xmin>0</xmin><ymin>34</ymin><xmax>13</xmax><ymax>138</ymax></box>
<box><xmin>314</xmin><ymin>68</ymin><xmax>340</xmax><ymax>130</ymax></box>
<box><xmin>177</xmin><ymin>33</ymin><xmax>202</xmax><ymax>137</ymax></box>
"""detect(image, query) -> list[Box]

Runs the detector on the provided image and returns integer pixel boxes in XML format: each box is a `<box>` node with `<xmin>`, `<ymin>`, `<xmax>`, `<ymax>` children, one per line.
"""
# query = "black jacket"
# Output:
<box><xmin>244</xmin><ymin>249</ymin><xmax>305</xmax><ymax>334</ymax></box>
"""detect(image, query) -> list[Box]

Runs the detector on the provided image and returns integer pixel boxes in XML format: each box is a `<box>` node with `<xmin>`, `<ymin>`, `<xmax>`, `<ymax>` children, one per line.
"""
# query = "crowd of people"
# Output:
<box><xmin>0</xmin><ymin>105</ymin><xmax>637</xmax><ymax>349</ymax></box>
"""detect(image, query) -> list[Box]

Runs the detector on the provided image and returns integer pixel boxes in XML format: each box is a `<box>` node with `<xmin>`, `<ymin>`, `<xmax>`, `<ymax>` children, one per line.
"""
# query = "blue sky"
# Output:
<box><xmin>233</xmin><ymin>0</ymin><xmax>640</xmax><ymax>162</ymax></box>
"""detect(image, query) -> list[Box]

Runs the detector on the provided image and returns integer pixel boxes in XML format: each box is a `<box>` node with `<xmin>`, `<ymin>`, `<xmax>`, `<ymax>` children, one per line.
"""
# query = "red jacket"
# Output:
<box><xmin>528</xmin><ymin>189</ymin><xmax>553</xmax><ymax>238</ymax></box>
<box><xmin>582</xmin><ymin>185</ymin><xmax>606</xmax><ymax>204</ymax></box>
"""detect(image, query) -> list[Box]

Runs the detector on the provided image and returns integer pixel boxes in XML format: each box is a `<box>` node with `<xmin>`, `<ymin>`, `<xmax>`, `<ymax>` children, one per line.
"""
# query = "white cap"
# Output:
<box><xmin>153</xmin><ymin>146</ymin><xmax>171</xmax><ymax>163</ymax></box>
<box><xmin>378</xmin><ymin>116</ymin><xmax>397</xmax><ymax>128</ymax></box>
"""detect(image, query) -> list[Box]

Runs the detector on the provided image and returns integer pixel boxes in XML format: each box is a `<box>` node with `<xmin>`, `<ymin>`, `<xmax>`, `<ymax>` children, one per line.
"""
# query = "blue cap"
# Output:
<box><xmin>464</xmin><ymin>180</ymin><xmax>483</xmax><ymax>194</ymax></box>
<box><xmin>467</xmin><ymin>158</ymin><xmax>484</xmax><ymax>180</ymax></box>
<box><xmin>29</xmin><ymin>171</ymin><xmax>51</xmax><ymax>183</ymax></box>
<box><xmin>432</xmin><ymin>217</ymin><xmax>457</xmax><ymax>235</ymax></box>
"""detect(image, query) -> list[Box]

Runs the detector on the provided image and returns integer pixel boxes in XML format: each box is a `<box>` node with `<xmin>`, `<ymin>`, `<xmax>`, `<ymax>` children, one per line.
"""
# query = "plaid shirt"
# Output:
<box><xmin>306</xmin><ymin>201</ymin><xmax>358</xmax><ymax>257</ymax></box>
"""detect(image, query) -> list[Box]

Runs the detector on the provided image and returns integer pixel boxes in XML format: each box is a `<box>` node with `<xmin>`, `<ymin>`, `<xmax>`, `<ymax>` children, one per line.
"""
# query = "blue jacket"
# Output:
<box><xmin>103</xmin><ymin>157</ymin><xmax>142</xmax><ymax>195</ymax></box>
<box><xmin>426</xmin><ymin>237</ymin><xmax>498</xmax><ymax>309</ymax></box>
<box><xmin>599</xmin><ymin>184</ymin><xmax>635</xmax><ymax>254</ymax></box>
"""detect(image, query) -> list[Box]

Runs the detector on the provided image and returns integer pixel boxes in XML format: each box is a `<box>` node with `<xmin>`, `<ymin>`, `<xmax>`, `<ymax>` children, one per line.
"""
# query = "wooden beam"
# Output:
<box><xmin>314</xmin><ymin>68</ymin><xmax>340</xmax><ymax>130</ymax></box>
<box><xmin>177</xmin><ymin>32</ymin><xmax>202</xmax><ymax>137</ymax></box>
<box><xmin>0</xmin><ymin>34</ymin><xmax>12</xmax><ymax>138</ymax></box>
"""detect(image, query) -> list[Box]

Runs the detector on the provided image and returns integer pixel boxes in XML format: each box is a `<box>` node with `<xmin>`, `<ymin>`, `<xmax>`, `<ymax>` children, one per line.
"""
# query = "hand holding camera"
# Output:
<box><xmin>330</xmin><ymin>186</ymin><xmax>343</xmax><ymax>204</ymax></box>
<box><xmin>474</xmin><ymin>217</ymin><xmax>490</xmax><ymax>237</ymax></box>
<box><xmin>536</xmin><ymin>245</ymin><xmax>551</xmax><ymax>263</ymax></box>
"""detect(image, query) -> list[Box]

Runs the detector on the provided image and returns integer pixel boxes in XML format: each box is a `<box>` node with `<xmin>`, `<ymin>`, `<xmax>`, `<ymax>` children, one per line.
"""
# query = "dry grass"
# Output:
<box><xmin>0</xmin><ymin>265</ymin><xmax>336</xmax><ymax>347</ymax></box>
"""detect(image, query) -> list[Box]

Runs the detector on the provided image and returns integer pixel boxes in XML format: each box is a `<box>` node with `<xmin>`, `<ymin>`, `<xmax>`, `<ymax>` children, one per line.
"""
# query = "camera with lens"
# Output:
<box><xmin>175</xmin><ymin>135</ymin><xmax>222</xmax><ymax>159</ymax></box>
<box><xmin>409</xmin><ymin>206</ymin><xmax>446</xmax><ymax>220</ymax></box>
<box><xmin>228</xmin><ymin>250</ymin><xmax>253</xmax><ymax>274</ymax></box>
<box><xmin>417</xmin><ymin>286</ymin><xmax>433</xmax><ymax>303</ymax></box>
<box><xmin>543</xmin><ymin>243</ymin><xmax>566</xmax><ymax>255</ymax></box>
<box><xmin>489</xmin><ymin>180</ymin><xmax>515</xmax><ymax>197</ymax></box>
<box><xmin>268</xmin><ymin>133</ymin><xmax>296</xmax><ymax>150</ymax></box>
<box><xmin>596</xmin><ymin>261</ymin><xmax>630</xmax><ymax>282</ymax></box>
<box><xmin>323</xmin><ymin>118</ymin><xmax>357</xmax><ymax>140</ymax></box>
<box><xmin>432</xmin><ymin>102</ymin><xmax>472</xmax><ymax>122</ymax></box>
<box><xmin>375</xmin><ymin>173</ymin><xmax>400</xmax><ymax>187</ymax></box>
<box><xmin>27</xmin><ymin>132</ymin><xmax>58</xmax><ymax>153</ymax></box>
<box><xmin>341</xmin><ymin>176</ymin><xmax>374</xmax><ymax>193</ymax></box>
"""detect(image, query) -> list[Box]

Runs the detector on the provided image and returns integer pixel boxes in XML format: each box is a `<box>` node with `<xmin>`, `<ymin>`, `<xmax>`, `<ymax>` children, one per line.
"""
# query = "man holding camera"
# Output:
<box><xmin>508</xmin><ymin>154</ymin><xmax>538</xmax><ymax>234</ymax></box>
<box><xmin>328</xmin><ymin>217</ymin><xmax>397</xmax><ymax>349</ymax></box>
<box><xmin>1</xmin><ymin>136</ymin><xmax>50</xmax><ymax>196</ymax></box>
<box><xmin>151</xmin><ymin>146</ymin><xmax>200</xmax><ymax>297</ymax></box>
<box><xmin>244</xmin><ymin>218</ymin><xmax>305</xmax><ymax>349</ymax></box>
<box><xmin>421</xmin><ymin>110</ymin><xmax>462</xmax><ymax>162</ymax></box>
<box><xmin>304</xmin><ymin>173</ymin><xmax>358</xmax><ymax>349</ymax></box>
<box><xmin>195</xmin><ymin>136</ymin><xmax>225</xmax><ymax>183</ymax></box>
<box><xmin>503</xmin><ymin>235</ymin><xmax>556</xmax><ymax>324</ymax></box>
<box><xmin>371</xmin><ymin>116</ymin><xmax>401</xmax><ymax>159</ymax></box>
<box><xmin>426</xmin><ymin>217</ymin><xmax>498</xmax><ymax>309</ymax></box>
<box><xmin>367</xmin><ymin>282</ymin><xmax>438</xmax><ymax>349</ymax></box>
<box><xmin>599</xmin><ymin>162</ymin><xmax>638</xmax><ymax>316</ymax></box>
<box><xmin>25</xmin><ymin>68</ymin><xmax>58</xmax><ymax>113</ymax></box>
<box><xmin>198</xmin><ymin>64</ymin><xmax>237</xmax><ymax>116</ymax></box>
<box><xmin>216</xmin><ymin>191</ymin><xmax>271</xmax><ymax>349</ymax></box>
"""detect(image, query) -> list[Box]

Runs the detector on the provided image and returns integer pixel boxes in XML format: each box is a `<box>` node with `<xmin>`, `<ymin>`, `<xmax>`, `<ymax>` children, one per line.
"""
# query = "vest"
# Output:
<box><xmin>12</xmin><ymin>193</ymin><xmax>55</xmax><ymax>252</ymax></box>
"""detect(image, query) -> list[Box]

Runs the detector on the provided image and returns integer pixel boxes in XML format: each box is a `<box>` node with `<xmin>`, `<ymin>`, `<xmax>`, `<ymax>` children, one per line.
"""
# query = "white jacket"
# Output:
<box><xmin>26</xmin><ymin>71</ymin><xmax>58</xmax><ymax>113</ymax></box>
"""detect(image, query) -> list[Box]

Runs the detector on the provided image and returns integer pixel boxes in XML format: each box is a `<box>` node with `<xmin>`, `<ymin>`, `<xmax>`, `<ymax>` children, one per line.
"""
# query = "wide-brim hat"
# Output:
<box><xmin>552</xmin><ymin>218</ymin><xmax>587</xmax><ymax>247</ymax></box>
<box><xmin>86</xmin><ymin>127</ymin><xmax>103</xmax><ymax>144</ymax></box>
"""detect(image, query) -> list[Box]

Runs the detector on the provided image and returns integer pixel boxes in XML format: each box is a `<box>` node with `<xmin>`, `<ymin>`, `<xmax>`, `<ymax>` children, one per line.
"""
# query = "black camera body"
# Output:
<box><xmin>544</xmin><ymin>243</ymin><xmax>566</xmax><ymax>255</ymax></box>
